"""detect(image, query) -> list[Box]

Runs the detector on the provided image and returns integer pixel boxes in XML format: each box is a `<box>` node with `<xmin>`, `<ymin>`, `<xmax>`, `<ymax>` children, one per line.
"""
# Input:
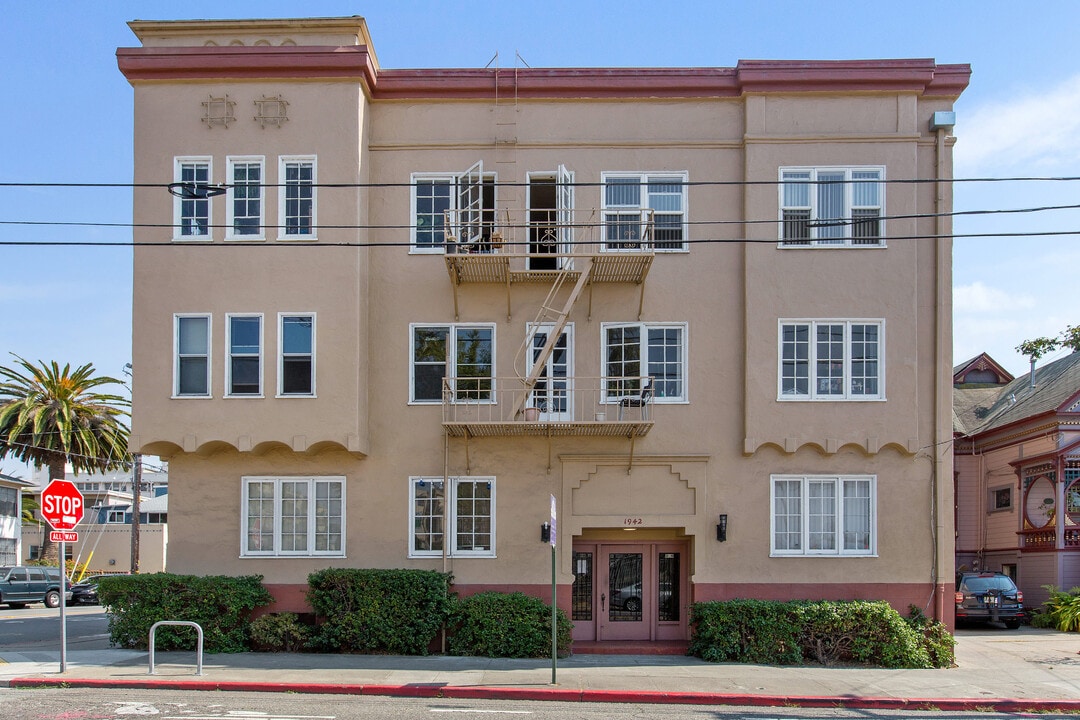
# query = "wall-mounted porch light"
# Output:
<box><xmin>716</xmin><ymin>514</ymin><xmax>728</xmax><ymax>542</ymax></box>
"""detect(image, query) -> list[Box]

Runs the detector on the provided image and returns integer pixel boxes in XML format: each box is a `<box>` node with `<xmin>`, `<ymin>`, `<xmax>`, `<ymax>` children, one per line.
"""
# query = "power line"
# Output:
<box><xmin>2</xmin><ymin>201</ymin><xmax>1079</xmax><ymax>234</ymax></box>
<box><xmin>3</xmin><ymin>175</ymin><xmax>1080</xmax><ymax>190</ymax></box>
<box><xmin>2</xmin><ymin>229</ymin><xmax>1080</xmax><ymax>248</ymax></box>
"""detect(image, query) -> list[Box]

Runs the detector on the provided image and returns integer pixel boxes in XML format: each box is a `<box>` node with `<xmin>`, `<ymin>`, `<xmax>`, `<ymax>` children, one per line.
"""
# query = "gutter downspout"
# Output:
<box><xmin>932</xmin><ymin>112</ymin><xmax>956</xmax><ymax>623</ymax></box>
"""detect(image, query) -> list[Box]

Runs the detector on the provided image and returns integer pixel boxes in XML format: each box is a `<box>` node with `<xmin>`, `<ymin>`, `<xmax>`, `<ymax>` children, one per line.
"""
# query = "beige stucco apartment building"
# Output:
<box><xmin>119</xmin><ymin>16</ymin><xmax>969</xmax><ymax>644</ymax></box>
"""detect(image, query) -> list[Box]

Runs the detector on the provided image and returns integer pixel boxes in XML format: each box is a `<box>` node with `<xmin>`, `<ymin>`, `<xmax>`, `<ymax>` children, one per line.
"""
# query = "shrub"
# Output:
<box><xmin>448</xmin><ymin>591</ymin><xmax>572</xmax><ymax>658</ymax></box>
<box><xmin>307</xmin><ymin>568</ymin><xmax>452</xmax><ymax>654</ymax></box>
<box><xmin>689</xmin><ymin>600</ymin><xmax>802</xmax><ymax>664</ymax></box>
<box><xmin>690</xmin><ymin>599</ymin><xmax>942</xmax><ymax>669</ymax></box>
<box><xmin>250</xmin><ymin>612</ymin><xmax>312</xmax><ymax>652</ymax></box>
<box><xmin>96</xmin><ymin>573</ymin><xmax>272</xmax><ymax>653</ymax></box>
<box><xmin>905</xmin><ymin>605</ymin><xmax>955</xmax><ymax>668</ymax></box>
<box><xmin>796</xmin><ymin>600</ymin><xmax>928</xmax><ymax>668</ymax></box>
<box><xmin>1033</xmin><ymin>586</ymin><xmax>1080</xmax><ymax>631</ymax></box>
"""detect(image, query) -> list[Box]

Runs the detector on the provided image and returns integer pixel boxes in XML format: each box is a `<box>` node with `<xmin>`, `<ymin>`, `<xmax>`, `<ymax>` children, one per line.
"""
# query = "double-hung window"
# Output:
<box><xmin>174</xmin><ymin>314</ymin><xmax>211</xmax><ymax>397</ymax></box>
<box><xmin>778</xmin><ymin>320</ymin><xmax>883</xmax><ymax>400</ymax></box>
<box><xmin>409</xmin><ymin>476</ymin><xmax>495</xmax><ymax>558</ymax></box>
<box><xmin>411</xmin><ymin>324</ymin><xmax>495</xmax><ymax>403</ymax></box>
<box><xmin>772</xmin><ymin>475</ymin><xmax>875</xmax><ymax>556</ymax></box>
<box><xmin>602</xmin><ymin>323</ymin><xmax>686</xmax><ymax>401</ymax></box>
<box><xmin>227</xmin><ymin>156</ymin><xmax>264</xmax><ymax>239</ymax></box>
<box><xmin>279</xmin><ymin>314</ymin><xmax>315</xmax><ymax>396</ymax></box>
<box><xmin>780</xmin><ymin>167</ymin><xmax>884</xmax><ymax>246</ymax></box>
<box><xmin>227</xmin><ymin>314</ymin><xmax>262</xmax><ymax>396</ymax></box>
<box><xmin>174</xmin><ymin>157</ymin><xmax>212</xmax><ymax>239</ymax></box>
<box><xmin>601</xmin><ymin>172</ymin><xmax>688</xmax><ymax>251</ymax></box>
<box><xmin>279</xmin><ymin>156</ymin><xmax>316</xmax><ymax>239</ymax></box>
<box><xmin>411</xmin><ymin>170</ymin><xmax>497</xmax><ymax>253</ymax></box>
<box><xmin>241</xmin><ymin>476</ymin><xmax>344</xmax><ymax>557</ymax></box>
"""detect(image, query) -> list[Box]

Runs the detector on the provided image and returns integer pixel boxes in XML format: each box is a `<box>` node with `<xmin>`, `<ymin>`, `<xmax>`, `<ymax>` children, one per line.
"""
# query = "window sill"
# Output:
<box><xmin>225</xmin><ymin>235</ymin><xmax>267</xmax><ymax>242</ymax></box>
<box><xmin>240</xmin><ymin>553</ymin><xmax>346</xmax><ymax>559</ymax></box>
<box><xmin>768</xmin><ymin>557</ymin><xmax>876</xmax><ymax>561</ymax></box>
<box><xmin>277</xmin><ymin>236</ymin><xmax>318</xmax><ymax>242</ymax></box>
<box><xmin>776</xmin><ymin>243</ymin><xmax>887</xmax><ymax>250</ymax></box>
<box><xmin>172</xmin><ymin>236</ymin><xmax>214</xmax><ymax>243</ymax></box>
<box><xmin>410</xmin><ymin>247</ymin><xmax>446</xmax><ymax>255</ymax></box>
<box><xmin>776</xmin><ymin>396</ymin><xmax>886</xmax><ymax>402</ymax></box>
<box><xmin>275</xmin><ymin>393</ymin><xmax>317</xmax><ymax>399</ymax></box>
<box><xmin>225</xmin><ymin>394</ymin><xmax>265</xmax><ymax>399</ymax></box>
<box><xmin>171</xmin><ymin>394</ymin><xmax>213</xmax><ymax>399</ymax></box>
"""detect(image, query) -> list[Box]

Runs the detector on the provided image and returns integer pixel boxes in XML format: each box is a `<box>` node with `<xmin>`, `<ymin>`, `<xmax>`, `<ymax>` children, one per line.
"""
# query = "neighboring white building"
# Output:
<box><xmin>0</xmin><ymin>472</ymin><xmax>33</xmax><ymax>565</ymax></box>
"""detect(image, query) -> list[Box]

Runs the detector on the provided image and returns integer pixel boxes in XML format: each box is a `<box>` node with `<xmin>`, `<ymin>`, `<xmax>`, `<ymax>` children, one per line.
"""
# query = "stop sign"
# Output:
<box><xmin>40</xmin><ymin>480</ymin><xmax>85</xmax><ymax>531</ymax></box>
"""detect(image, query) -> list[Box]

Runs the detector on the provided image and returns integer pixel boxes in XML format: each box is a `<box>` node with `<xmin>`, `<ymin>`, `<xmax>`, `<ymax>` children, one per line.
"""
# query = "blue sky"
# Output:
<box><xmin>2</xmin><ymin>0</ymin><xmax>1078</xmax><ymax>398</ymax></box>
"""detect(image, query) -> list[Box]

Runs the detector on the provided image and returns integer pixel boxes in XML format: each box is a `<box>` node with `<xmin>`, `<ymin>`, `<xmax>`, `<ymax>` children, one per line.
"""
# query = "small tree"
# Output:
<box><xmin>1016</xmin><ymin>336</ymin><xmax>1060</xmax><ymax>388</ymax></box>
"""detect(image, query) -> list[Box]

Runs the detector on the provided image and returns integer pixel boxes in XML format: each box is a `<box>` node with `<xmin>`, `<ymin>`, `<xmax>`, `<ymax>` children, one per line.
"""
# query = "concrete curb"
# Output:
<box><xmin>10</xmin><ymin>676</ymin><xmax>1080</xmax><ymax>713</ymax></box>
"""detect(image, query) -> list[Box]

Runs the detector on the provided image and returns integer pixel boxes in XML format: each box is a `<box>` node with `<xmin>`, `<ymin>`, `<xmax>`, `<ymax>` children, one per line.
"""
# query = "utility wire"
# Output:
<box><xmin>3</xmin><ymin>230</ymin><xmax>1080</xmax><ymax>248</ymax></box>
<box><xmin>2</xmin><ymin>201</ymin><xmax>1080</xmax><ymax>233</ymax></box>
<box><xmin>4</xmin><ymin>175</ymin><xmax>1080</xmax><ymax>189</ymax></box>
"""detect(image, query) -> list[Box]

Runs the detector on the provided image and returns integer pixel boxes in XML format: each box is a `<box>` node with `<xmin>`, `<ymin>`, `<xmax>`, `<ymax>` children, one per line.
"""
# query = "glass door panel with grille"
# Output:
<box><xmin>528</xmin><ymin>324</ymin><xmax>572</xmax><ymax>420</ymax></box>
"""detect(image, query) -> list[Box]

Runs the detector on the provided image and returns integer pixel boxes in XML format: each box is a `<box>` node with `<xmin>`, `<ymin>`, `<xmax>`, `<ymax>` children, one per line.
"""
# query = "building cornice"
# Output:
<box><xmin>116</xmin><ymin>45</ymin><xmax>378</xmax><ymax>90</ymax></box>
<box><xmin>116</xmin><ymin>45</ymin><xmax>970</xmax><ymax>101</ymax></box>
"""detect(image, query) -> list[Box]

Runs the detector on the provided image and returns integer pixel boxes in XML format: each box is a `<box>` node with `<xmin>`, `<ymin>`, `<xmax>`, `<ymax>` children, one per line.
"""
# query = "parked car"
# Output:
<box><xmin>69</xmin><ymin>575</ymin><xmax>106</xmax><ymax>605</ymax></box>
<box><xmin>955</xmin><ymin>571</ymin><xmax>1024</xmax><ymax>628</ymax></box>
<box><xmin>0</xmin><ymin>565</ymin><xmax>71</xmax><ymax>609</ymax></box>
<box><xmin>611</xmin><ymin>581</ymin><xmax>642</xmax><ymax>613</ymax></box>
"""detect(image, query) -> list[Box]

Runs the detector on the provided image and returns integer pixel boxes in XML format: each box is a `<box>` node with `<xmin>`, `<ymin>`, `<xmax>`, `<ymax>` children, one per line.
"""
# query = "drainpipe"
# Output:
<box><xmin>931</xmin><ymin>111</ymin><xmax>956</xmax><ymax>623</ymax></box>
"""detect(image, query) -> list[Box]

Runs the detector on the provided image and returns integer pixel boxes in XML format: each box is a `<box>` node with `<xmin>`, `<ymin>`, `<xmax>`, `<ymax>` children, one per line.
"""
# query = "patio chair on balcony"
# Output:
<box><xmin>617</xmin><ymin>378</ymin><xmax>653</xmax><ymax>421</ymax></box>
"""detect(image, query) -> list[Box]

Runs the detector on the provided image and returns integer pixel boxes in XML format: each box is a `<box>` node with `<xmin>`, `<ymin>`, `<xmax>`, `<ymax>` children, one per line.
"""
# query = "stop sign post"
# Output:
<box><xmin>41</xmin><ymin>478</ymin><xmax>84</xmax><ymax>674</ymax></box>
<box><xmin>41</xmin><ymin>480</ymin><xmax>84</xmax><ymax>530</ymax></box>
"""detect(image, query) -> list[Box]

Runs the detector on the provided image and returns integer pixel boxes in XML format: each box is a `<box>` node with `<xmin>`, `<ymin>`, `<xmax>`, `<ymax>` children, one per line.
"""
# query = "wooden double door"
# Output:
<box><xmin>570</xmin><ymin>539</ymin><xmax>688</xmax><ymax>642</ymax></box>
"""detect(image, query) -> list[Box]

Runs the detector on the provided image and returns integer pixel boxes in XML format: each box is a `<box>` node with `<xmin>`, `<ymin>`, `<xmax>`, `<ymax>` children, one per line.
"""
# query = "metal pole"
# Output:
<box><xmin>551</xmin><ymin>543</ymin><xmax>557</xmax><ymax>684</ymax></box>
<box><xmin>59</xmin><ymin>540</ymin><xmax>67</xmax><ymax>673</ymax></box>
<box><xmin>131</xmin><ymin>453</ymin><xmax>142</xmax><ymax>573</ymax></box>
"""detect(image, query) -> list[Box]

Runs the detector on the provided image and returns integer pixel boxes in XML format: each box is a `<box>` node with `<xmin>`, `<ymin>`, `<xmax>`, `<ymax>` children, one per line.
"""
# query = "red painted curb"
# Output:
<box><xmin>9</xmin><ymin>677</ymin><xmax>1080</xmax><ymax>713</ymax></box>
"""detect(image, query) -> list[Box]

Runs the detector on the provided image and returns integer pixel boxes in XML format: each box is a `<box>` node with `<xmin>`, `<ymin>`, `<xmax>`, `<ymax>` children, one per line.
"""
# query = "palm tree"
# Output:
<box><xmin>0</xmin><ymin>355</ymin><xmax>131</xmax><ymax>561</ymax></box>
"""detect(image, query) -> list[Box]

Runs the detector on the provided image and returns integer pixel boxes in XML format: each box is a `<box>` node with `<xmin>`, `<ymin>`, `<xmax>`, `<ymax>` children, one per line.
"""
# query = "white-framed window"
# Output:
<box><xmin>226</xmin><ymin>156</ymin><xmax>264</xmax><ymax>240</ymax></box>
<box><xmin>409</xmin><ymin>476</ymin><xmax>495</xmax><ymax>558</ymax></box>
<box><xmin>779</xmin><ymin>166</ymin><xmax>884</xmax><ymax>247</ymax></box>
<box><xmin>174</xmin><ymin>314</ymin><xmax>211</xmax><ymax>397</ymax></box>
<box><xmin>410</xmin><ymin>169</ymin><xmax>497</xmax><ymax>253</ymax></box>
<box><xmin>278</xmin><ymin>313</ymin><xmax>315</xmax><ymax>396</ymax></box>
<box><xmin>771</xmin><ymin>475</ymin><xmax>876</xmax><ymax>556</ymax></box>
<box><xmin>279</xmin><ymin>156</ymin><xmax>316</xmax><ymax>239</ymax></box>
<box><xmin>778</xmin><ymin>320</ymin><xmax>884</xmax><ymax>400</ymax></box>
<box><xmin>601</xmin><ymin>172</ymin><xmax>688</xmax><ymax>252</ymax></box>
<box><xmin>410</xmin><ymin>324</ymin><xmax>495</xmax><ymax>403</ymax></box>
<box><xmin>602</xmin><ymin>322</ymin><xmax>686</xmax><ymax>401</ymax></box>
<box><xmin>174</xmin><ymin>157</ymin><xmax>213</xmax><ymax>240</ymax></box>
<box><xmin>226</xmin><ymin>314</ymin><xmax>262</xmax><ymax>396</ymax></box>
<box><xmin>241</xmin><ymin>476</ymin><xmax>345</xmax><ymax>557</ymax></box>
<box><xmin>106</xmin><ymin>509</ymin><xmax>127</xmax><ymax>524</ymax></box>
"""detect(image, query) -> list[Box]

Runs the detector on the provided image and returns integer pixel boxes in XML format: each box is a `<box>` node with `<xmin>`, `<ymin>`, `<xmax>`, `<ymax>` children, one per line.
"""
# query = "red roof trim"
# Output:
<box><xmin>116</xmin><ymin>47</ymin><xmax>970</xmax><ymax>100</ymax></box>
<box><xmin>116</xmin><ymin>46</ymin><xmax>378</xmax><ymax>89</ymax></box>
<box><xmin>1008</xmin><ymin>436</ymin><xmax>1080</xmax><ymax>469</ymax></box>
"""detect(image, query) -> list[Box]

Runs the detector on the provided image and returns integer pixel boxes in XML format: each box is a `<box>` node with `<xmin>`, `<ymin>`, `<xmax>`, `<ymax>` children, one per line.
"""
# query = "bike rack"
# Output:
<box><xmin>147</xmin><ymin>620</ymin><xmax>204</xmax><ymax>675</ymax></box>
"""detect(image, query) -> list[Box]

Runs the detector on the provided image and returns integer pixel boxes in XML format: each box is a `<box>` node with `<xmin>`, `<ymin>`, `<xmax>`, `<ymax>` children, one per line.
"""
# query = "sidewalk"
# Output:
<box><xmin>4</xmin><ymin>627</ymin><xmax>1080</xmax><ymax>712</ymax></box>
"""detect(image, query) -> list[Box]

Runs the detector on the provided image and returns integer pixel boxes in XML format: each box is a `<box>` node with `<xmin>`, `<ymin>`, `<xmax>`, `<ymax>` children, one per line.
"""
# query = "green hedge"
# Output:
<box><xmin>306</xmin><ymin>568</ymin><xmax>453</xmax><ymax>654</ymax></box>
<box><xmin>448</xmin><ymin>591</ymin><xmax>572</xmax><ymax>658</ymax></box>
<box><xmin>690</xmin><ymin>599</ymin><xmax>953</xmax><ymax>669</ymax></box>
<box><xmin>96</xmin><ymin>573</ymin><xmax>272</xmax><ymax>653</ymax></box>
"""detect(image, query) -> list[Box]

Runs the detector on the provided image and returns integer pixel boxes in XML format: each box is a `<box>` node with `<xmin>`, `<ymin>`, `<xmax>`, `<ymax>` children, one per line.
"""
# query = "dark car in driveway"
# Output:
<box><xmin>955</xmin><ymin>571</ymin><xmax>1024</xmax><ymax>628</ymax></box>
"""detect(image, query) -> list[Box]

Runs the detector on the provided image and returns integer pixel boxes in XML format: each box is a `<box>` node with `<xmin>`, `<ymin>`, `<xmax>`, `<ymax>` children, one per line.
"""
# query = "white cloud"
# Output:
<box><xmin>953</xmin><ymin>281</ymin><xmax>1035</xmax><ymax>313</ymax></box>
<box><xmin>956</xmin><ymin>73</ymin><xmax>1080</xmax><ymax>172</ymax></box>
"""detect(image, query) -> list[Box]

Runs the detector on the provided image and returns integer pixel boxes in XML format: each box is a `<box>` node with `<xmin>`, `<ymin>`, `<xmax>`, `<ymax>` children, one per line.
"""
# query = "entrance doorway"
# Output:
<box><xmin>571</xmin><ymin>538</ymin><xmax>688</xmax><ymax>642</ymax></box>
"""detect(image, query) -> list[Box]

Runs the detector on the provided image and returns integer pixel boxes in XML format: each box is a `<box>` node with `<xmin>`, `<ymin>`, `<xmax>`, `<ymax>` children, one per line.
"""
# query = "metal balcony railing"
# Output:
<box><xmin>441</xmin><ymin>376</ymin><xmax>655</xmax><ymax>438</ymax></box>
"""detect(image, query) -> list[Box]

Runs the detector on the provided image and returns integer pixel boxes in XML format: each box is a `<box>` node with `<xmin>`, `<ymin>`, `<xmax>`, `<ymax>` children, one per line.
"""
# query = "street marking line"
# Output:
<box><xmin>430</xmin><ymin>711</ymin><xmax>533</xmax><ymax>715</ymax></box>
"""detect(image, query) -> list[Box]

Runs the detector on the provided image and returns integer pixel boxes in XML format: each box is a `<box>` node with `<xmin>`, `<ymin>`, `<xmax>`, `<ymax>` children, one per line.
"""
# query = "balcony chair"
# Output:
<box><xmin>617</xmin><ymin>378</ymin><xmax>653</xmax><ymax>421</ymax></box>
